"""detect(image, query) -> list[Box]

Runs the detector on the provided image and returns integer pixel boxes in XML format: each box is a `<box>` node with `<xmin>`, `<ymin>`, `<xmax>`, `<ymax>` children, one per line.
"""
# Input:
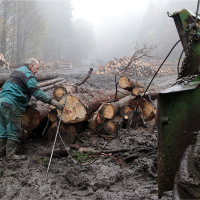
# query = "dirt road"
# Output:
<box><xmin>0</xmin><ymin>68</ymin><xmax>177</xmax><ymax>200</ymax></box>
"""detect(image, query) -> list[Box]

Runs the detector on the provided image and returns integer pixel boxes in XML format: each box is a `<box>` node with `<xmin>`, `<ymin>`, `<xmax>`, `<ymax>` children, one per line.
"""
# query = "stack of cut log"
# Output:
<box><xmin>94</xmin><ymin>56</ymin><xmax>176</xmax><ymax>77</ymax></box>
<box><xmin>9</xmin><ymin>60</ymin><xmax>73</xmax><ymax>71</ymax></box>
<box><xmin>44</xmin><ymin>76</ymin><xmax>157</xmax><ymax>143</ymax></box>
<box><xmin>39</xmin><ymin>60</ymin><xmax>72</xmax><ymax>70</ymax></box>
<box><xmin>0</xmin><ymin>67</ymin><xmax>157</xmax><ymax>144</ymax></box>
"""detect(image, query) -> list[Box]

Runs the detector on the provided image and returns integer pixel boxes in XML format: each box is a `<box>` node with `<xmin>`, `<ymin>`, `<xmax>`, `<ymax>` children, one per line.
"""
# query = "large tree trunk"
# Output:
<box><xmin>21</xmin><ymin>103</ymin><xmax>50</xmax><ymax>132</ymax></box>
<box><xmin>1</xmin><ymin>1</ymin><xmax>8</xmax><ymax>56</ymax></box>
<box><xmin>57</xmin><ymin>89</ymin><xmax>132</xmax><ymax>124</ymax></box>
<box><xmin>99</xmin><ymin>95</ymin><xmax>136</xmax><ymax>119</ymax></box>
<box><xmin>0</xmin><ymin>71</ymin><xmax>59</xmax><ymax>87</ymax></box>
<box><xmin>36</xmin><ymin>72</ymin><xmax>59</xmax><ymax>81</ymax></box>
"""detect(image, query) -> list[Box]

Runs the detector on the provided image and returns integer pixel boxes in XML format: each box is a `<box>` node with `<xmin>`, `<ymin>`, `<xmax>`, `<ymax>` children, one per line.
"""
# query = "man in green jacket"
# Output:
<box><xmin>0</xmin><ymin>58</ymin><xmax>63</xmax><ymax>160</ymax></box>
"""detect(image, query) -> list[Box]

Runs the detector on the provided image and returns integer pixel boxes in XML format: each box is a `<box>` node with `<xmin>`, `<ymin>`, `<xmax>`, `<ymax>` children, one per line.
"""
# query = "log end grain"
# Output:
<box><xmin>102</xmin><ymin>104</ymin><xmax>115</xmax><ymax>119</ymax></box>
<box><xmin>103</xmin><ymin>116</ymin><xmax>122</xmax><ymax>135</ymax></box>
<box><xmin>57</xmin><ymin>95</ymin><xmax>87</xmax><ymax>123</ymax></box>
<box><xmin>47</xmin><ymin>122</ymin><xmax>77</xmax><ymax>144</ymax></box>
<box><xmin>53</xmin><ymin>87</ymin><xmax>65</xmax><ymax>99</ymax></box>
<box><xmin>118</xmin><ymin>76</ymin><xmax>129</xmax><ymax>89</ymax></box>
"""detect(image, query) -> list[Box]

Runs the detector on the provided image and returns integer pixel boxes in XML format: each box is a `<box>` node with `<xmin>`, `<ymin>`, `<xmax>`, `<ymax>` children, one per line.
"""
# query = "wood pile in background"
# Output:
<box><xmin>94</xmin><ymin>55</ymin><xmax>176</xmax><ymax>77</ymax></box>
<box><xmin>39</xmin><ymin>59</ymin><xmax>72</xmax><ymax>70</ymax></box>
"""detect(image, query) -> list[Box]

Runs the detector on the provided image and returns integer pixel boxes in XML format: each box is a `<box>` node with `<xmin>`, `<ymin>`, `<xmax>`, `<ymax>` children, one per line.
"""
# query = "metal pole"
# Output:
<box><xmin>195</xmin><ymin>0</ymin><xmax>200</xmax><ymax>25</ymax></box>
<box><xmin>46</xmin><ymin>96</ymin><xmax>67</xmax><ymax>176</ymax></box>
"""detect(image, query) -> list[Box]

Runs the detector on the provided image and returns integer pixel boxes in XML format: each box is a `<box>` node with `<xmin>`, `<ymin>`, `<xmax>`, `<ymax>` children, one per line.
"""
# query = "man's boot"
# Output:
<box><xmin>6</xmin><ymin>139</ymin><xmax>27</xmax><ymax>160</ymax></box>
<box><xmin>0</xmin><ymin>137</ymin><xmax>7</xmax><ymax>157</ymax></box>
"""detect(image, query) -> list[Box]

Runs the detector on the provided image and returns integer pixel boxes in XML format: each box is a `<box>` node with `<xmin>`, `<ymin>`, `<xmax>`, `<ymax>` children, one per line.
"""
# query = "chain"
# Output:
<box><xmin>174</xmin><ymin>74</ymin><xmax>198</xmax><ymax>85</ymax></box>
<box><xmin>179</xmin><ymin>29</ymin><xmax>197</xmax><ymax>78</ymax></box>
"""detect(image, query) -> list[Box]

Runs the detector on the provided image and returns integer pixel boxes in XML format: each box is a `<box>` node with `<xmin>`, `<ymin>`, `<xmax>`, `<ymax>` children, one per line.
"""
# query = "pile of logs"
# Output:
<box><xmin>0</xmin><ymin>66</ymin><xmax>157</xmax><ymax>146</ymax></box>
<box><xmin>0</xmin><ymin>64</ymin><xmax>158</xmax><ymax>146</ymax></box>
<box><xmin>44</xmin><ymin>76</ymin><xmax>157</xmax><ymax>144</ymax></box>
<box><xmin>94</xmin><ymin>56</ymin><xmax>176</xmax><ymax>77</ymax></box>
<box><xmin>39</xmin><ymin>60</ymin><xmax>72</xmax><ymax>70</ymax></box>
<box><xmin>8</xmin><ymin>60</ymin><xmax>73</xmax><ymax>71</ymax></box>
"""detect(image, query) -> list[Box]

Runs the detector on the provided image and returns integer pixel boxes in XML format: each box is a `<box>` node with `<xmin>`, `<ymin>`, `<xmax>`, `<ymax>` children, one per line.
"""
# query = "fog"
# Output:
<box><xmin>72</xmin><ymin>0</ymin><xmax>199</xmax><ymax>64</ymax></box>
<box><xmin>0</xmin><ymin>0</ymin><xmax>198</xmax><ymax>66</ymax></box>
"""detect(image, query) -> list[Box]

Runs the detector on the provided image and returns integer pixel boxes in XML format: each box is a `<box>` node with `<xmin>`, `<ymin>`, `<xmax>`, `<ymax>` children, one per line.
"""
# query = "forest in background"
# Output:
<box><xmin>0</xmin><ymin>0</ymin><xmax>95</xmax><ymax>64</ymax></box>
<box><xmin>0</xmin><ymin>0</ymin><xmax>198</xmax><ymax>65</ymax></box>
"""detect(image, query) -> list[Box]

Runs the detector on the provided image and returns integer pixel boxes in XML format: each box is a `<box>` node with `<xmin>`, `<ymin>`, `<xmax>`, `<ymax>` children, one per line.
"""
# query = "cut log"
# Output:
<box><xmin>48</xmin><ymin>110</ymin><xmax>57</xmax><ymax>123</ymax></box>
<box><xmin>0</xmin><ymin>71</ymin><xmax>59</xmax><ymax>87</ymax></box>
<box><xmin>22</xmin><ymin>103</ymin><xmax>50</xmax><ymax>132</ymax></box>
<box><xmin>119</xmin><ymin>77</ymin><xmax>146</xmax><ymax>92</ymax></box>
<box><xmin>99</xmin><ymin>95</ymin><xmax>136</xmax><ymax>119</ymax></box>
<box><xmin>57</xmin><ymin>89</ymin><xmax>132</xmax><ymax>124</ymax></box>
<box><xmin>46</xmin><ymin>122</ymin><xmax>86</xmax><ymax>144</ymax></box>
<box><xmin>0</xmin><ymin>73</ymin><xmax>11</xmax><ymax>87</ymax></box>
<box><xmin>119</xmin><ymin>97</ymin><xmax>156</xmax><ymax>122</ymax></box>
<box><xmin>103</xmin><ymin>115</ymin><xmax>123</xmax><ymax>135</ymax></box>
<box><xmin>36</xmin><ymin>71</ymin><xmax>59</xmax><ymax>81</ymax></box>
<box><xmin>9</xmin><ymin>63</ymin><xmax>24</xmax><ymax>69</ymax></box>
<box><xmin>132</xmin><ymin>87</ymin><xmax>145</xmax><ymax>96</ymax></box>
<box><xmin>53</xmin><ymin>83</ymin><xmax>77</xmax><ymax>100</ymax></box>
<box><xmin>38</xmin><ymin>77</ymin><xmax>64</xmax><ymax>87</ymax></box>
<box><xmin>40</xmin><ymin>80</ymin><xmax>66</xmax><ymax>92</ymax></box>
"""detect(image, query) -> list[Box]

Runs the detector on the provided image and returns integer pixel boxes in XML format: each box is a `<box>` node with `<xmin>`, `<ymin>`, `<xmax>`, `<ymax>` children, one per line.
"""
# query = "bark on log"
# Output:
<box><xmin>0</xmin><ymin>73</ymin><xmax>11</xmax><ymax>87</ymax></box>
<box><xmin>40</xmin><ymin>80</ymin><xmax>66</xmax><ymax>92</ymax></box>
<box><xmin>57</xmin><ymin>89</ymin><xmax>132</xmax><ymax>124</ymax></box>
<box><xmin>103</xmin><ymin>115</ymin><xmax>123</xmax><ymax>135</ymax></box>
<box><xmin>0</xmin><ymin>71</ymin><xmax>59</xmax><ymax>87</ymax></box>
<box><xmin>36</xmin><ymin>72</ymin><xmax>58</xmax><ymax>81</ymax></box>
<box><xmin>48</xmin><ymin>110</ymin><xmax>57</xmax><ymax>123</ymax></box>
<box><xmin>9</xmin><ymin>63</ymin><xmax>24</xmax><ymax>69</ymax></box>
<box><xmin>119</xmin><ymin>97</ymin><xmax>156</xmax><ymax>122</ymax></box>
<box><xmin>99</xmin><ymin>95</ymin><xmax>136</xmax><ymax>119</ymax></box>
<box><xmin>46</xmin><ymin>122</ymin><xmax>86</xmax><ymax>144</ymax></box>
<box><xmin>38</xmin><ymin>77</ymin><xmax>64</xmax><ymax>87</ymax></box>
<box><xmin>22</xmin><ymin>103</ymin><xmax>50</xmax><ymax>132</ymax></box>
<box><xmin>118</xmin><ymin>76</ymin><xmax>146</xmax><ymax>92</ymax></box>
<box><xmin>88</xmin><ymin>104</ymin><xmax>106</xmax><ymax>132</ymax></box>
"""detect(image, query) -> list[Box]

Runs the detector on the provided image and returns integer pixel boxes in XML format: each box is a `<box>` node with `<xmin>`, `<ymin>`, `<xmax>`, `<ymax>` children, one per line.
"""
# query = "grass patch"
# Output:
<box><xmin>71</xmin><ymin>151</ymin><xmax>93</xmax><ymax>163</ymax></box>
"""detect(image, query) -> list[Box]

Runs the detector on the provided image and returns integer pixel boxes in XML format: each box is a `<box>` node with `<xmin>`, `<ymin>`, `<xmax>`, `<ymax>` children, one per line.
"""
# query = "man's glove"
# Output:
<box><xmin>49</xmin><ymin>99</ymin><xmax>64</xmax><ymax>110</ymax></box>
<box><xmin>28</xmin><ymin>99</ymin><xmax>37</xmax><ymax>108</ymax></box>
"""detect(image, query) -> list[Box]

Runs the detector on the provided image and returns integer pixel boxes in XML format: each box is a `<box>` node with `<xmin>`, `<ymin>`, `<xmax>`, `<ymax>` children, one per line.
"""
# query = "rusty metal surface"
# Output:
<box><xmin>157</xmin><ymin>84</ymin><xmax>200</xmax><ymax>198</ymax></box>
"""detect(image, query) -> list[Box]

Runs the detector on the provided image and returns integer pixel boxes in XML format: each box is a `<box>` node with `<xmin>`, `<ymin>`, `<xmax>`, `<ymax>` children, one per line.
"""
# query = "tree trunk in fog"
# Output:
<box><xmin>1</xmin><ymin>1</ymin><xmax>8</xmax><ymax>56</ymax></box>
<box><xmin>16</xmin><ymin>3</ymin><xmax>22</xmax><ymax>64</ymax></box>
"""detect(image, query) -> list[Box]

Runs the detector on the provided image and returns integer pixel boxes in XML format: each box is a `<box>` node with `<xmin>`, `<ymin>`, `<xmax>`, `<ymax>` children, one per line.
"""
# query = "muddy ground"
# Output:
<box><xmin>0</xmin><ymin>67</ymin><xmax>178</xmax><ymax>200</ymax></box>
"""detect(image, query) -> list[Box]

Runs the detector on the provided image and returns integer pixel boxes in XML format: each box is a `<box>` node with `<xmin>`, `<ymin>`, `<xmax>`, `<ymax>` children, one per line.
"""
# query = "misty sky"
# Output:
<box><xmin>71</xmin><ymin>0</ymin><xmax>199</xmax><ymax>63</ymax></box>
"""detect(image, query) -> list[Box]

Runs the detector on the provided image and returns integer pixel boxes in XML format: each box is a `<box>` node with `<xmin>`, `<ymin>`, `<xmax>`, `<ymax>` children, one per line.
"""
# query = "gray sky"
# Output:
<box><xmin>71</xmin><ymin>0</ymin><xmax>199</xmax><ymax>63</ymax></box>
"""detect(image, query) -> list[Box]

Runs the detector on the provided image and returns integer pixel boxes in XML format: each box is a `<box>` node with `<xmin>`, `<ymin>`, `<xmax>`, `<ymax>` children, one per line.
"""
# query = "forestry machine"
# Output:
<box><xmin>157</xmin><ymin>2</ymin><xmax>200</xmax><ymax>199</ymax></box>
